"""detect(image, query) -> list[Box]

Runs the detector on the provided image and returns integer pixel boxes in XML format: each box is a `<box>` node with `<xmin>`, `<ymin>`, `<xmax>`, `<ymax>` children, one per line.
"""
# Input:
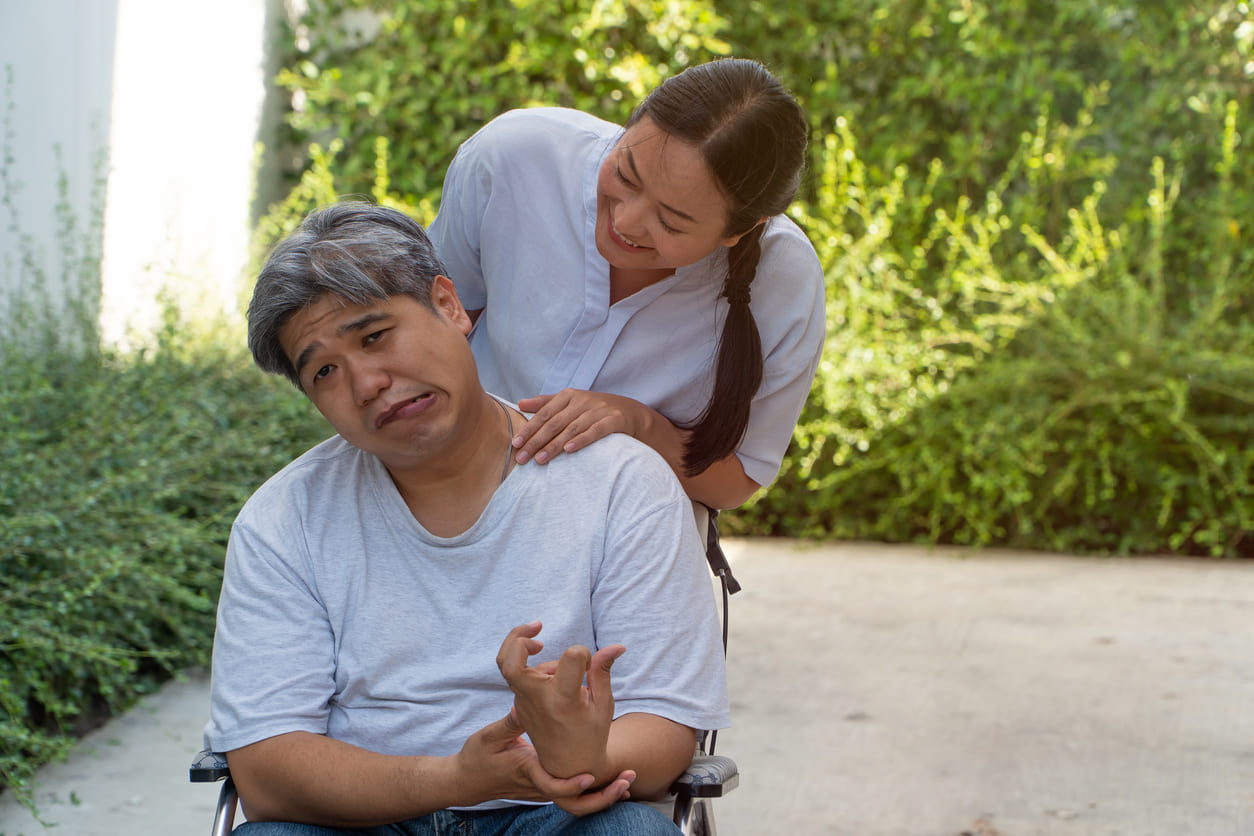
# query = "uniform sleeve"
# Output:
<box><xmin>590</xmin><ymin>448</ymin><xmax>731</xmax><ymax>731</ymax></box>
<box><xmin>737</xmin><ymin>218</ymin><xmax>828</xmax><ymax>487</ymax></box>
<box><xmin>429</xmin><ymin>126</ymin><xmax>493</xmax><ymax>311</ymax></box>
<box><xmin>203</xmin><ymin>509</ymin><xmax>337</xmax><ymax>753</ymax></box>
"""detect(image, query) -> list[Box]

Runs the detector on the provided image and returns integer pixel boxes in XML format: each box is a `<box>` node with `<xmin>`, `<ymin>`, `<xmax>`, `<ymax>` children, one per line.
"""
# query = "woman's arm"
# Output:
<box><xmin>513</xmin><ymin>390</ymin><xmax>760</xmax><ymax>509</ymax></box>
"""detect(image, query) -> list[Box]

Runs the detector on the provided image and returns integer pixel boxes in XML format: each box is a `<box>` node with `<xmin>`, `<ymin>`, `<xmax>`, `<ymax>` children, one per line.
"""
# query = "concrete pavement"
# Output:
<box><xmin>1</xmin><ymin>539</ymin><xmax>1252</xmax><ymax>835</ymax></box>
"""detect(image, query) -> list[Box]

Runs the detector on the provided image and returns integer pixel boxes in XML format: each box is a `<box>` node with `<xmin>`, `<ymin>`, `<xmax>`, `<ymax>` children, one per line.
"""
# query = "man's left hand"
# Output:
<box><xmin>496</xmin><ymin>621</ymin><xmax>624</xmax><ymax>784</ymax></box>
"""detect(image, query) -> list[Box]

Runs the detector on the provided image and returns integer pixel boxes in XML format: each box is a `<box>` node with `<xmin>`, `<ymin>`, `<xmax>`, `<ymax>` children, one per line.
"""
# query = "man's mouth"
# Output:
<box><xmin>376</xmin><ymin>393</ymin><xmax>434</xmax><ymax>428</ymax></box>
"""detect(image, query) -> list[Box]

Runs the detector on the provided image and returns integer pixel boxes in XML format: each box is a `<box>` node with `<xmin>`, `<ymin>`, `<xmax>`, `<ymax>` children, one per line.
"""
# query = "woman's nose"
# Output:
<box><xmin>614</xmin><ymin>195</ymin><xmax>650</xmax><ymax>238</ymax></box>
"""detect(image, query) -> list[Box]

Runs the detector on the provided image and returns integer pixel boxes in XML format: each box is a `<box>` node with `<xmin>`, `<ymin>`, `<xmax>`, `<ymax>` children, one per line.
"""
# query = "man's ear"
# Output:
<box><xmin>430</xmin><ymin>275</ymin><xmax>473</xmax><ymax>336</ymax></box>
<box><xmin>721</xmin><ymin>217</ymin><xmax>768</xmax><ymax>249</ymax></box>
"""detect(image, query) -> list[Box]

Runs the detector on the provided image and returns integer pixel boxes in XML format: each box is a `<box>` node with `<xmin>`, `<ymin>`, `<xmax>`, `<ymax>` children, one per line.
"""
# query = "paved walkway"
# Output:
<box><xmin>1</xmin><ymin>539</ymin><xmax>1252</xmax><ymax>835</ymax></box>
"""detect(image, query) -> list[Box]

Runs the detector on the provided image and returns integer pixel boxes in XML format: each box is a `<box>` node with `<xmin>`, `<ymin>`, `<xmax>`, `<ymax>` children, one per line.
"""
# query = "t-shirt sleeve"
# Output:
<box><xmin>203</xmin><ymin>511</ymin><xmax>337</xmax><ymax>753</ymax></box>
<box><xmin>736</xmin><ymin>219</ymin><xmax>827</xmax><ymax>487</ymax></box>
<box><xmin>589</xmin><ymin>450</ymin><xmax>732</xmax><ymax>732</ymax></box>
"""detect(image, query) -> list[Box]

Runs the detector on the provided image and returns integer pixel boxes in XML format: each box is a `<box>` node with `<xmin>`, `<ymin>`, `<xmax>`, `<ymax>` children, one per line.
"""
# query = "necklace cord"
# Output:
<box><xmin>496</xmin><ymin>398</ymin><xmax>514</xmax><ymax>483</ymax></box>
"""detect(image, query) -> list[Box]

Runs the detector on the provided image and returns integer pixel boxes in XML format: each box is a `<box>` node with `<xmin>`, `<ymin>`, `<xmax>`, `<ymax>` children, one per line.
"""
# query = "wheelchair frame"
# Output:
<box><xmin>191</xmin><ymin>511</ymin><xmax>741</xmax><ymax>835</ymax></box>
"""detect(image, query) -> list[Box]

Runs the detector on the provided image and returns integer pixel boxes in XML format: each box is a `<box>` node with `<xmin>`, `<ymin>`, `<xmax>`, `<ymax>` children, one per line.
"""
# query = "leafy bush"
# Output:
<box><xmin>735</xmin><ymin>102</ymin><xmax>1252</xmax><ymax>555</ymax></box>
<box><xmin>0</xmin><ymin>323</ymin><xmax>328</xmax><ymax>806</ymax></box>
<box><xmin>2</xmin><ymin>72</ymin><xmax>330</xmax><ymax>804</ymax></box>
<box><xmin>266</xmin><ymin>0</ymin><xmax>1254</xmax><ymax>555</ymax></box>
<box><xmin>275</xmin><ymin>1</ymin><xmax>1253</xmax><ymax>251</ymax></box>
<box><xmin>272</xmin><ymin>0</ymin><xmax>732</xmax><ymax>206</ymax></box>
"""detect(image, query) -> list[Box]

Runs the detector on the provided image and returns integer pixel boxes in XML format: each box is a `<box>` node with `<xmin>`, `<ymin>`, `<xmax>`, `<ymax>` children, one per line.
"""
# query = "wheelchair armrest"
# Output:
<box><xmin>669</xmin><ymin>753</ymin><xmax>739</xmax><ymax>799</ymax></box>
<box><xmin>190</xmin><ymin>748</ymin><xmax>232</xmax><ymax>782</ymax></box>
<box><xmin>192</xmin><ymin>747</ymin><xmax>738</xmax><ymax>797</ymax></box>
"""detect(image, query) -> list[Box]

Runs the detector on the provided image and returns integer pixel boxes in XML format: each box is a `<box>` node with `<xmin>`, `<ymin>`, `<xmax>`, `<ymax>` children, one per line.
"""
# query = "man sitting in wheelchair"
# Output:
<box><xmin>202</xmin><ymin>201</ymin><xmax>730</xmax><ymax>835</ymax></box>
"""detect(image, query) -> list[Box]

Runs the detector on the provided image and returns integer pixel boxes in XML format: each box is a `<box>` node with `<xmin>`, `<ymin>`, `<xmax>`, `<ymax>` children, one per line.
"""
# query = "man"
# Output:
<box><xmin>203</xmin><ymin>202</ymin><xmax>730</xmax><ymax>835</ymax></box>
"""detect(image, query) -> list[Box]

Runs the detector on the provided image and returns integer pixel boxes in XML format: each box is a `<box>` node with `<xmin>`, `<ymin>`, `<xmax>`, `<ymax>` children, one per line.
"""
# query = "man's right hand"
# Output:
<box><xmin>457</xmin><ymin>710</ymin><xmax>635</xmax><ymax>815</ymax></box>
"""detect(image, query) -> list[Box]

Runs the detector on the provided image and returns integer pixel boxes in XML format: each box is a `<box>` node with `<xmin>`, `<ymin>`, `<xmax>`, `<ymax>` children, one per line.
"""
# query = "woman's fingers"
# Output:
<box><xmin>513</xmin><ymin>390</ymin><xmax>633</xmax><ymax>464</ymax></box>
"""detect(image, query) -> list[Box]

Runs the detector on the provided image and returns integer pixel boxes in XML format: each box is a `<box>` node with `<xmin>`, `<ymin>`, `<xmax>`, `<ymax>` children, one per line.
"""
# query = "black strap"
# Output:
<box><xmin>705</xmin><ymin>510</ymin><xmax>741</xmax><ymax>595</ymax></box>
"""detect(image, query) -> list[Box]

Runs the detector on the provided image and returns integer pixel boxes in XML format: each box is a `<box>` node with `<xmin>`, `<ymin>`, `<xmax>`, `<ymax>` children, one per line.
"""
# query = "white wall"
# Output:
<box><xmin>0</xmin><ymin>0</ymin><xmax>118</xmax><ymax>329</ymax></box>
<box><xmin>100</xmin><ymin>0</ymin><xmax>276</xmax><ymax>346</ymax></box>
<box><xmin>0</xmin><ymin>0</ymin><xmax>281</xmax><ymax>348</ymax></box>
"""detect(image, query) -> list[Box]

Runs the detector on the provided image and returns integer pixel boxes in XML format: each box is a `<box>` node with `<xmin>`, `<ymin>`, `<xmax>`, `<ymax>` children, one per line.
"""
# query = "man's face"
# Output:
<box><xmin>278</xmin><ymin>277</ymin><xmax>477</xmax><ymax>470</ymax></box>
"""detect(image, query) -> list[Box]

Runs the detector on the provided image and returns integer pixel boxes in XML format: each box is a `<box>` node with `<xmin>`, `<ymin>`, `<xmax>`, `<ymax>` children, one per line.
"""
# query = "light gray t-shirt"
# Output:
<box><xmin>429</xmin><ymin>107</ymin><xmax>827</xmax><ymax>488</ymax></box>
<box><xmin>204</xmin><ymin>424</ymin><xmax>730</xmax><ymax>804</ymax></box>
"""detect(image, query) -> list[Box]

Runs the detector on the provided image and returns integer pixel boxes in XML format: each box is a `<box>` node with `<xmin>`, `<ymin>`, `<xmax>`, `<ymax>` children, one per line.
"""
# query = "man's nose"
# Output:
<box><xmin>349</xmin><ymin>358</ymin><xmax>391</xmax><ymax>405</ymax></box>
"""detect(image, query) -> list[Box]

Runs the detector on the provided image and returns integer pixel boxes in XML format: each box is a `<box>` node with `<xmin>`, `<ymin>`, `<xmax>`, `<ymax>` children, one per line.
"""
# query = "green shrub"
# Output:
<box><xmin>0</xmin><ymin>323</ymin><xmax>328</xmax><ymax>806</ymax></box>
<box><xmin>734</xmin><ymin>102</ymin><xmax>1252</xmax><ymax>555</ymax></box>
<box><xmin>274</xmin><ymin>1</ymin><xmax>1253</xmax><ymax>257</ymax></box>
<box><xmin>263</xmin><ymin>1</ymin><xmax>1253</xmax><ymax>556</ymax></box>
<box><xmin>1</xmin><ymin>64</ymin><xmax>333</xmax><ymax>806</ymax></box>
<box><xmin>272</xmin><ymin>0</ymin><xmax>732</xmax><ymax>206</ymax></box>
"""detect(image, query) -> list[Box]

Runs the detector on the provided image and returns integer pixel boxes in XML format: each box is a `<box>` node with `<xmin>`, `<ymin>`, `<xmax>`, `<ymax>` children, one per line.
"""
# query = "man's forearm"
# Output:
<box><xmin>602</xmin><ymin>713</ymin><xmax>698</xmax><ymax>800</ymax></box>
<box><xmin>227</xmin><ymin>732</ymin><xmax>465</xmax><ymax>827</ymax></box>
<box><xmin>226</xmin><ymin>712</ymin><xmax>621</xmax><ymax>827</ymax></box>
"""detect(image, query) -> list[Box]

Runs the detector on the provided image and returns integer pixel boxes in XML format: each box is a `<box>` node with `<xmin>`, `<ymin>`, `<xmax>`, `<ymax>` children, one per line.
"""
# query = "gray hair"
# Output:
<box><xmin>247</xmin><ymin>201</ymin><xmax>447</xmax><ymax>386</ymax></box>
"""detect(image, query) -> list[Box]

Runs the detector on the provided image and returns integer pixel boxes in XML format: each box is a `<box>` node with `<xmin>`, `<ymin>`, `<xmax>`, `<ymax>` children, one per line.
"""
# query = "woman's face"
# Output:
<box><xmin>595</xmin><ymin>115</ymin><xmax>748</xmax><ymax>274</ymax></box>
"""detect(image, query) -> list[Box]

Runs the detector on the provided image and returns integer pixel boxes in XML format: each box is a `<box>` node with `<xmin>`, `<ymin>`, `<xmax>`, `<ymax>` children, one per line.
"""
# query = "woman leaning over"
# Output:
<box><xmin>428</xmin><ymin>58</ymin><xmax>826</xmax><ymax>510</ymax></box>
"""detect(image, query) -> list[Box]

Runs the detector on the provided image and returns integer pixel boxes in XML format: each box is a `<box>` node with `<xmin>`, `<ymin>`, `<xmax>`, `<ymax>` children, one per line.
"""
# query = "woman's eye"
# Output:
<box><xmin>615</xmin><ymin>165</ymin><xmax>635</xmax><ymax>187</ymax></box>
<box><xmin>659</xmin><ymin>217</ymin><xmax>681</xmax><ymax>235</ymax></box>
<box><xmin>313</xmin><ymin>365</ymin><xmax>333</xmax><ymax>382</ymax></box>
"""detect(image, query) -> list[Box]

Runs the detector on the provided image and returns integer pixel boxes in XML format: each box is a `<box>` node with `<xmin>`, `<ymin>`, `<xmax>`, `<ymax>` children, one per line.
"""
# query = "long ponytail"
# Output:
<box><xmin>682</xmin><ymin>224</ymin><xmax>765</xmax><ymax>476</ymax></box>
<box><xmin>630</xmin><ymin>58</ymin><xmax>808</xmax><ymax>476</ymax></box>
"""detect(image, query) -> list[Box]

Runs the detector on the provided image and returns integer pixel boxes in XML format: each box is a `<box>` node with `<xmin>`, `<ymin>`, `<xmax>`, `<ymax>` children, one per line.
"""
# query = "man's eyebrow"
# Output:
<box><xmin>293</xmin><ymin>311</ymin><xmax>394</xmax><ymax>377</ymax></box>
<box><xmin>623</xmin><ymin>147</ymin><xmax>698</xmax><ymax>224</ymax></box>
<box><xmin>338</xmin><ymin>311</ymin><xmax>393</xmax><ymax>336</ymax></box>
<box><xmin>294</xmin><ymin>341</ymin><xmax>322</xmax><ymax>378</ymax></box>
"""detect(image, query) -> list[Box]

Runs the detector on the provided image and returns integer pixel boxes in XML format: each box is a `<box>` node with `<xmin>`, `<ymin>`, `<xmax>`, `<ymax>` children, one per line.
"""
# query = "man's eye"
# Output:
<box><xmin>364</xmin><ymin>329</ymin><xmax>387</xmax><ymax>346</ymax></box>
<box><xmin>313</xmin><ymin>365</ymin><xmax>333</xmax><ymax>382</ymax></box>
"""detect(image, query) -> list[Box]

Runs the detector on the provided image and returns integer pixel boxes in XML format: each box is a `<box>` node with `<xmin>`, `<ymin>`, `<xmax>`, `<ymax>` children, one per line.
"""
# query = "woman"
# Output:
<box><xmin>429</xmin><ymin>58</ymin><xmax>825</xmax><ymax>510</ymax></box>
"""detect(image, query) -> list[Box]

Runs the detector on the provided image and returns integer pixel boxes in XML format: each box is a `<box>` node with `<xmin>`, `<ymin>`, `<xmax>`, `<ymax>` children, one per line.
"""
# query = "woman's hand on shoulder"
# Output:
<box><xmin>514</xmin><ymin>389</ymin><xmax>762</xmax><ymax>508</ymax></box>
<box><xmin>513</xmin><ymin>389</ymin><xmax>652</xmax><ymax>465</ymax></box>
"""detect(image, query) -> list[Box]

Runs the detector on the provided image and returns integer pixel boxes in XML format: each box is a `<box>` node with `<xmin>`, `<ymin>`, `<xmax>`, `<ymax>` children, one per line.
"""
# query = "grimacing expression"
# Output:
<box><xmin>594</xmin><ymin>115</ymin><xmax>749</xmax><ymax>275</ymax></box>
<box><xmin>277</xmin><ymin>278</ymin><xmax>479</xmax><ymax>469</ymax></box>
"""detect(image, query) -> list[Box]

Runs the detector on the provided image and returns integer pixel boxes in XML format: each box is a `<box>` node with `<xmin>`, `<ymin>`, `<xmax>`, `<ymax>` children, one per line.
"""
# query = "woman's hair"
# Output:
<box><xmin>248</xmin><ymin>201</ymin><xmax>447</xmax><ymax>387</ymax></box>
<box><xmin>628</xmin><ymin>58</ymin><xmax>808</xmax><ymax>477</ymax></box>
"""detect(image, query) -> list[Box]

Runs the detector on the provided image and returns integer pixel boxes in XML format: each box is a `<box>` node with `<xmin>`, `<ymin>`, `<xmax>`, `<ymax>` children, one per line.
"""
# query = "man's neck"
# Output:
<box><xmin>385</xmin><ymin>394</ymin><xmax>515</xmax><ymax>538</ymax></box>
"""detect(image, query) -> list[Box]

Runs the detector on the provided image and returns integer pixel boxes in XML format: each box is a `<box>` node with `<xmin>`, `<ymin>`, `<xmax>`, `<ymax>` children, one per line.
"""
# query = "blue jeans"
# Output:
<box><xmin>233</xmin><ymin>802</ymin><xmax>680</xmax><ymax>835</ymax></box>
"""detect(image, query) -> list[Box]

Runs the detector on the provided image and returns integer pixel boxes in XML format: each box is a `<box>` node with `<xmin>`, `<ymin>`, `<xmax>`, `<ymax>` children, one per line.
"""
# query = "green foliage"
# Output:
<box><xmin>274</xmin><ymin>1</ymin><xmax>1253</xmax><ymax>256</ymax></box>
<box><xmin>724</xmin><ymin>1</ymin><xmax>1252</xmax><ymax>234</ymax></box>
<box><xmin>0</xmin><ymin>324</ymin><xmax>328</xmax><ymax>806</ymax></box>
<box><xmin>273</xmin><ymin>0</ymin><xmax>732</xmax><ymax>206</ymax></box>
<box><xmin>2</xmin><ymin>65</ymin><xmax>329</xmax><ymax>809</ymax></box>
<box><xmin>736</xmin><ymin>101</ymin><xmax>1252</xmax><ymax>556</ymax></box>
<box><xmin>266</xmin><ymin>0</ymin><xmax>1254</xmax><ymax>556</ymax></box>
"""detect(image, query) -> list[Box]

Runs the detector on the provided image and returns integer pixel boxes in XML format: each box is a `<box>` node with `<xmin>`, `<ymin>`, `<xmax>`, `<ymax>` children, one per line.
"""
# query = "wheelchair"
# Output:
<box><xmin>192</xmin><ymin>510</ymin><xmax>742</xmax><ymax>835</ymax></box>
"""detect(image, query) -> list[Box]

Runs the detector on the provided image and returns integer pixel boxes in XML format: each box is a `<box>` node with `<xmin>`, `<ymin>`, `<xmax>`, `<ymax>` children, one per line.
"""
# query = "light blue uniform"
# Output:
<box><xmin>429</xmin><ymin>108</ymin><xmax>826</xmax><ymax>488</ymax></box>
